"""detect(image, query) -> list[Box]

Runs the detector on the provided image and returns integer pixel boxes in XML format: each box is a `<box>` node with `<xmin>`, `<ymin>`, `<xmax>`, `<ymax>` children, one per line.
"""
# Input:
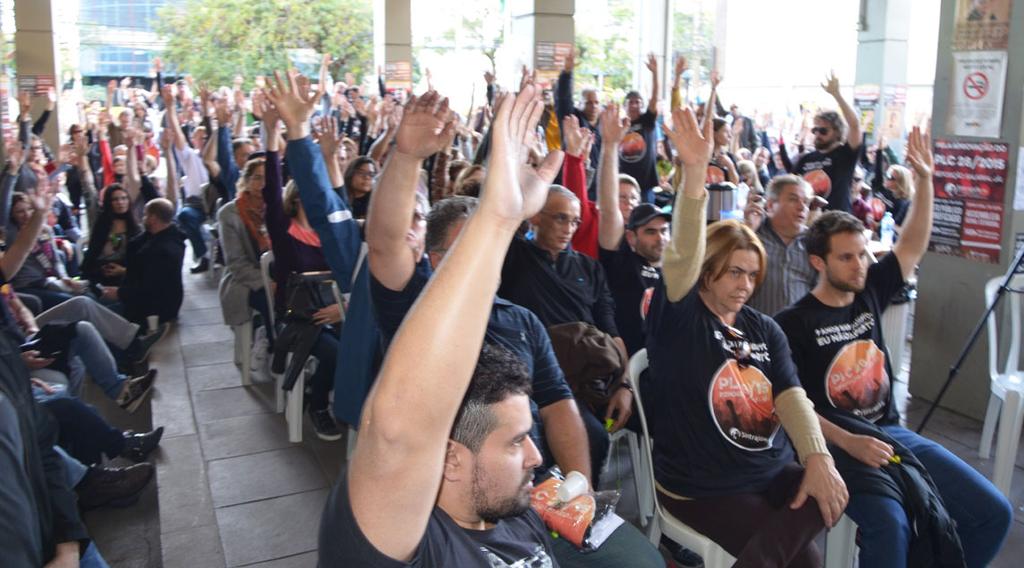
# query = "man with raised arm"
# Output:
<box><xmin>555</xmin><ymin>51</ymin><xmax>602</xmax><ymax>167</ymax></box>
<box><xmin>363</xmin><ymin>87</ymin><xmax>663</xmax><ymax>568</ymax></box>
<box><xmin>161</xmin><ymin>85</ymin><xmax>212</xmax><ymax>273</ymax></box>
<box><xmin>619</xmin><ymin>54</ymin><xmax>660</xmax><ymax>203</ymax></box>
<box><xmin>776</xmin><ymin>128</ymin><xmax>1011</xmax><ymax>567</ymax></box>
<box><xmin>310</xmin><ymin>75</ymin><xmax>567</xmax><ymax>565</ymax></box>
<box><xmin>791</xmin><ymin>71</ymin><xmax>862</xmax><ymax>213</ymax></box>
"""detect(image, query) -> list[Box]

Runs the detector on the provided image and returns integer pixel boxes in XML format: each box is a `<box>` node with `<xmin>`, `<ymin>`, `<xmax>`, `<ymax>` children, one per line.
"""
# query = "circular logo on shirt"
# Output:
<box><xmin>825</xmin><ymin>340</ymin><xmax>890</xmax><ymax>422</ymax></box>
<box><xmin>708</xmin><ymin>360</ymin><xmax>780</xmax><ymax>451</ymax></box>
<box><xmin>705</xmin><ymin>165</ymin><xmax>726</xmax><ymax>185</ymax></box>
<box><xmin>802</xmin><ymin>169</ymin><xmax>832</xmax><ymax>198</ymax></box>
<box><xmin>619</xmin><ymin>131</ymin><xmax>647</xmax><ymax>164</ymax></box>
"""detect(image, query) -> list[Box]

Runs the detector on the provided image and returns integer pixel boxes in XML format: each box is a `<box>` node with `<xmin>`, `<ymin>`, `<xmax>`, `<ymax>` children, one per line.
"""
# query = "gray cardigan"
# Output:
<box><xmin>217</xmin><ymin>199</ymin><xmax>264</xmax><ymax>326</ymax></box>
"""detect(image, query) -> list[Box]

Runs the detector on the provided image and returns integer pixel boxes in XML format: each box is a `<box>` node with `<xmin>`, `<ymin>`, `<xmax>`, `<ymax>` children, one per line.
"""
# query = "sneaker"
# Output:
<box><xmin>310</xmin><ymin>408</ymin><xmax>343</xmax><ymax>441</ymax></box>
<box><xmin>117</xmin><ymin>369</ymin><xmax>158</xmax><ymax>414</ymax></box>
<box><xmin>661</xmin><ymin>537</ymin><xmax>705</xmax><ymax>568</ymax></box>
<box><xmin>130</xmin><ymin>323</ymin><xmax>170</xmax><ymax>363</ymax></box>
<box><xmin>75</xmin><ymin>462</ymin><xmax>154</xmax><ymax>511</ymax></box>
<box><xmin>190</xmin><ymin>257</ymin><xmax>210</xmax><ymax>274</ymax></box>
<box><xmin>120</xmin><ymin>426</ymin><xmax>165</xmax><ymax>463</ymax></box>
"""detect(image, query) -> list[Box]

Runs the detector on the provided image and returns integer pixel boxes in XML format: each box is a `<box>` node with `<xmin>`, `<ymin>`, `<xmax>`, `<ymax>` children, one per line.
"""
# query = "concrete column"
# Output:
<box><xmin>854</xmin><ymin>0</ymin><xmax>911</xmax><ymax>152</ymax></box>
<box><xmin>14</xmin><ymin>0</ymin><xmax>61</xmax><ymax>151</ymax></box>
<box><xmin>910</xmin><ymin>0</ymin><xmax>1024</xmax><ymax>420</ymax></box>
<box><xmin>377</xmin><ymin>0</ymin><xmax>413</xmax><ymax>92</ymax></box>
<box><xmin>509</xmin><ymin>0</ymin><xmax>574</xmax><ymax>89</ymax></box>
<box><xmin>636</xmin><ymin>0</ymin><xmax>672</xmax><ymax>100</ymax></box>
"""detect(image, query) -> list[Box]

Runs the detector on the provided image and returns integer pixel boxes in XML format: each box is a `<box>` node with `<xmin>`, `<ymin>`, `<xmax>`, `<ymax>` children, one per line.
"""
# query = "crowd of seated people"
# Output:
<box><xmin>0</xmin><ymin>44</ymin><xmax>1016</xmax><ymax>568</ymax></box>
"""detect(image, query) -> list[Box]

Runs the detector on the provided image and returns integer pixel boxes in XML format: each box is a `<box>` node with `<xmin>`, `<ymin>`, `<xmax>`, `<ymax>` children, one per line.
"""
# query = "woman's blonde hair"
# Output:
<box><xmin>736</xmin><ymin>160</ymin><xmax>763</xmax><ymax>192</ymax></box>
<box><xmin>700</xmin><ymin>220</ymin><xmax>767</xmax><ymax>291</ymax></box>
<box><xmin>886</xmin><ymin>164</ymin><xmax>914</xmax><ymax>200</ymax></box>
<box><xmin>283</xmin><ymin>179</ymin><xmax>301</xmax><ymax>218</ymax></box>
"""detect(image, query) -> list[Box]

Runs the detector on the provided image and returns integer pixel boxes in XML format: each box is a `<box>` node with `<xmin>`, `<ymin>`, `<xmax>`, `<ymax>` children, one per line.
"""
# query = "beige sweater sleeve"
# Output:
<box><xmin>663</xmin><ymin>188</ymin><xmax>707</xmax><ymax>302</ymax></box>
<box><xmin>774</xmin><ymin>387</ymin><xmax>831</xmax><ymax>465</ymax></box>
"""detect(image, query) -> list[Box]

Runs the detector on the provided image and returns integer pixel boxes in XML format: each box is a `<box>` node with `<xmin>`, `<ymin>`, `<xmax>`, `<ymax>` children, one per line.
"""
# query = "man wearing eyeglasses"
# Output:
<box><xmin>792</xmin><ymin>71</ymin><xmax>862</xmax><ymax>213</ymax></box>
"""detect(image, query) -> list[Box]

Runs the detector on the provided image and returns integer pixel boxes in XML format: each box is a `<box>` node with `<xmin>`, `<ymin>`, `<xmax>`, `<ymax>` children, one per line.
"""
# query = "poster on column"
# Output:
<box><xmin>534</xmin><ymin>42</ymin><xmax>573</xmax><ymax>89</ymax></box>
<box><xmin>880</xmin><ymin>85</ymin><xmax>907</xmax><ymax>142</ymax></box>
<box><xmin>853</xmin><ymin>84</ymin><xmax>880</xmax><ymax>136</ymax></box>
<box><xmin>949</xmin><ymin>51</ymin><xmax>1007</xmax><ymax>138</ymax></box>
<box><xmin>953</xmin><ymin>0</ymin><xmax>1012</xmax><ymax>50</ymax></box>
<box><xmin>928</xmin><ymin>139</ymin><xmax>1008</xmax><ymax>263</ymax></box>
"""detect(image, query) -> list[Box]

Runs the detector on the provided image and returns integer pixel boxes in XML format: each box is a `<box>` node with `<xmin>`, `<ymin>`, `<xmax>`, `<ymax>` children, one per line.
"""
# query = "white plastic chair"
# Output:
<box><xmin>627</xmin><ymin>349</ymin><xmax>735</xmax><ymax>567</ymax></box>
<box><xmin>979</xmin><ymin>275</ymin><xmax>1024</xmax><ymax>496</ymax></box>
<box><xmin>630</xmin><ymin>349</ymin><xmax>858</xmax><ymax>566</ymax></box>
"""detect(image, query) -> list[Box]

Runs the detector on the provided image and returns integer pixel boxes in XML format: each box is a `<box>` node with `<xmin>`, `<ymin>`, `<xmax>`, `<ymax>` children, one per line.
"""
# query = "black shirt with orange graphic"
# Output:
<box><xmin>775</xmin><ymin>253</ymin><xmax>906</xmax><ymax>426</ymax></box>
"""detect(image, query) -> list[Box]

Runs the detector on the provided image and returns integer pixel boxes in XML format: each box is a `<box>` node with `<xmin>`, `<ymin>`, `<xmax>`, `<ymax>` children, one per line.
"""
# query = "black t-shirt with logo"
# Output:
<box><xmin>598</xmin><ymin>242</ymin><xmax>661</xmax><ymax>356</ymax></box>
<box><xmin>645</xmin><ymin>285</ymin><xmax>799</xmax><ymax>498</ymax></box>
<box><xmin>618</xmin><ymin>110</ymin><xmax>658</xmax><ymax>203</ymax></box>
<box><xmin>793</xmin><ymin>142</ymin><xmax>859</xmax><ymax>212</ymax></box>
<box><xmin>319</xmin><ymin>473</ymin><xmax>559</xmax><ymax>567</ymax></box>
<box><xmin>774</xmin><ymin>253</ymin><xmax>906</xmax><ymax>426</ymax></box>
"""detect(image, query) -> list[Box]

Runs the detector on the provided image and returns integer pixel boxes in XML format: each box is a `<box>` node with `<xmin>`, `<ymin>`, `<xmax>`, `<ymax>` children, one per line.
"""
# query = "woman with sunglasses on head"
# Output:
<box><xmin>81</xmin><ymin>184</ymin><xmax>141</xmax><ymax>286</ymax></box>
<box><xmin>645</xmin><ymin>91</ymin><xmax>847</xmax><ymax>568</ymax></box>
<box><xmin>870</xmin><ymin>137</ymin><xmax>913</xmax><ymax>231</ymax></box>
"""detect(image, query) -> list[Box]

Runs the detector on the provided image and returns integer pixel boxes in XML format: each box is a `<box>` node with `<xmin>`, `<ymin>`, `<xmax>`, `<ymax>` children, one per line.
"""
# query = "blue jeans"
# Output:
<box><xmin>176</xmin><ymin>205</ymin><xmax>207</xmax><ymax>259</ymax></box>
<box><xmin>550</xmin><ymin>519</ymin><xmax>663</xmax><ymax>568</ymax></box>
<box><xmin>845</xmin><ymin>425</ymin><xmax>1012</xmax><ymax>568</ymax></box>
<box><xmin>55</xmin><ymin>448</ymin><xmax>111</xmax><ymax>568</ymax></box>
<box><xmin>308</xmin><ymin>328</ymin><xmax>338</xmax><ymax>411</ymax></box>
<box><xmin>68</xmin><ymin>321</ymin><xmax>126</xmax><ymax>400</ymax></box>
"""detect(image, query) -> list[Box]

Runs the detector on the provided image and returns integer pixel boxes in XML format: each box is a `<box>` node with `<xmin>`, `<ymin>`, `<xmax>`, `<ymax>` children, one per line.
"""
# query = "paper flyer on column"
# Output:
<box><xmin>949</xmin><ymin>51</ymin><xmax>1007</xmax><ymax>138</ymax></box>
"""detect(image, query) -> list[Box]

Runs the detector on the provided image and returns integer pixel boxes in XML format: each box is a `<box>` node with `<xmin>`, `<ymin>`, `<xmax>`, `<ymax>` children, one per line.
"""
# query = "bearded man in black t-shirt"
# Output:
<box><xmin>618</xmin><ymin>54</ymin><xmax>660</xmax><ymax>204</ymax></box>
<box><xmin>792</xmin><ymin>71</ymin><xmax>862</xmax><ymax>213</ymax></box>
<box><xmin>777</xmin><ymin>128</ymin><xmax>1011</xmax><ymax>568</ymax></box>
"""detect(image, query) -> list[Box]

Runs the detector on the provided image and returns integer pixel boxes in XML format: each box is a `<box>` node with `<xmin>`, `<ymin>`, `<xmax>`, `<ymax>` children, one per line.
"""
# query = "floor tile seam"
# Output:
<box><xmin>212</xmin><ymin>484</ymin><xmax>329</xmax><ymax>510</ymax></box>
<box><xmin>233</xmin><ymin>550</ymin><xmax>316</xmax><ymax>567</ymax></box>
<box><xmin>214</xmin><ymin>487</ymin><xmax>329</xmax><ymax>513</ymax></box>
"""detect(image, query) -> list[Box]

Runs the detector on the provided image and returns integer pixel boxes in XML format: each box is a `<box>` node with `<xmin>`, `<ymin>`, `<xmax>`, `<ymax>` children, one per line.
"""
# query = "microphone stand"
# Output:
<box><xmin>917</xmin><ymin>244</ymin><xmax>1024</xmax><ymax>433</ymax></box>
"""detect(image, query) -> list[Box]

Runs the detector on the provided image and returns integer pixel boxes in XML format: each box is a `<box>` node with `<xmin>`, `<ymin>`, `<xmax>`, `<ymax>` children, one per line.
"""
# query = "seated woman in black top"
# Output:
<box><xmin>646</xmin><ymin>99</ymin><xmax>848</xmax><ymax>567</ymax></box>
<box><xmin>342</xmin><ymin>156</ymin><xmax>377</xmax><ymax>219</ymax></box>
<box><xmin>81</xmin><ymin>184</ymin><xmax>141</xmax><ymax>286</ymax></box>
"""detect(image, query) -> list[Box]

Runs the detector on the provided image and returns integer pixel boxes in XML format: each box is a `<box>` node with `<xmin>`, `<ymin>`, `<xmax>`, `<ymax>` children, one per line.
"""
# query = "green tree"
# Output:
<box><xmin>574</xmin><ymin>0</ymin><xmax>636</xmax><ymax>98</ymax></box>
<box><xmin>155</xmin><ymin>0</ymin><xmax>373</xmax><ymax>88</ymax></box>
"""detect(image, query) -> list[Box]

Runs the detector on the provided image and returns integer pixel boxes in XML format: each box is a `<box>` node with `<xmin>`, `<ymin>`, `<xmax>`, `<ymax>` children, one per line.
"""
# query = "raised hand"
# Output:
<box><xmin>821</xmin><ymin>70</ymin><xmax>841</xmax><ymax>98</ymax></box>
<box><xmin>17</xmin><ymin>91</ymin><xmax>30</xmax><ymax>117</ymax></box>
<box><xmin>674</xmin><ymin>55</ymin><xmax>687</xmax><ymax>78</ymax></box>
<box><xmin>483</xmin><ymin>70</ymin><xmax>496</xmax><ymax>85</ymax></box>
<box><xmin>160</xmin><ymin>84</ymin><xmax>175</xmax><ymax>108</ymax></box>
<box><xmin>319</xmin><ymin>114</ymin><xmax>343</xmax><ymax>159</ymax></box>
<box><xmin>904</xmin><ymin>125</ymin><xmax>933</xmax><ymax>181</ymax></box>
<box><xmin>564</xmin><ymin>51</ymin><xmax>576</xmax><ymax>72</ymax></box>
<box><xmin>646</xmin><ymin>53</ymin><xmax>658</xmax><ymax>73</ymax></box>
<box><xmin>319</xmin><ymin>53</ymin><xmax>333</xmax><ymax>91</ymax></box>
<box><xmin>598</xmin><ymin>103</ymin><xmax>626</xmax><ymax>145</ymax></box>
<box><xmin>710</xmin><ymin>69</ymin><xmax>722</xmax><ymax>90</ymax></box>
<box><xmin>562</xmin><ymin>115</ymin><xmax>592</xmax><ymax>158</ymax></box>
<box><xmin>264</xmin><ymin>69</ymin><xmax>323</xmax><ymax>139</ymax></box>
<box><xmin>480</xmin><ymin>85</ymin><xmax>564</xmax><ymax>225</ymax></box>
<box><xmin>46</xmin><ymin>87</ymin><xmax>57</xmax><ymax>111</ymax></box>
<box><xmin>663</xmin><ymin>105</ymin><xmax>715</xmax><ymax>168</ymax></box>
<box><xmin>213</xmin><ymin>96</ymin><xmax>231</xmax><ymax>126</ymax></box>
<box><xmin>393</xmin><ymin>91</ymin><xmax>455</xmax><ymax>160</ymax></box>
<box><xmin>153</xmin><ymin>56</ymin><xmax>163</xmax><ymax>74</ymax></box>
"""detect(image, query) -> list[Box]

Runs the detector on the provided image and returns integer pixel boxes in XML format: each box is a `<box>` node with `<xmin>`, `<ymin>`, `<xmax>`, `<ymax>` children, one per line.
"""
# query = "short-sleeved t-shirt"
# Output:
<box><xmin>370</xmin><ymin>258</ymin><xmax>573</xmax><ymax>410</ymax></box>
<box><xmin>645</xmin><ymin>286</ymin><xmax>799</xmax><ymax>498</ymax></box>
<box><xmin>774</xmin><ymin>253</ymin><xmax>906</xmax><ymax>425</ymax></box>
<box><xmin>792</xmin><ymin>142</ymin><xmax>859</xmax><ymax>212</ymax></box>
<box><xmin>319</xmin><ymin>475</ymin><xmax>558</xmax><ymax>567</ymax></box>
<box><xmin>598</xmin><ymin>243</ymin><xmax>661</xmax><ymax>356</ymax></box>
<box><xmin>618</xmin><ymin>110</ymin><xmax>659</xmax><ymax>203</ymax></box>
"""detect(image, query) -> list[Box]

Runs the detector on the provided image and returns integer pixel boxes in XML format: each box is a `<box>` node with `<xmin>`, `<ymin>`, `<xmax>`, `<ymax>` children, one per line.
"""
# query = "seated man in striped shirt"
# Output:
<box><xmin>744</xmin><ymin>174</ymin><xmax>820</xmax><ymax>316</ymax></box>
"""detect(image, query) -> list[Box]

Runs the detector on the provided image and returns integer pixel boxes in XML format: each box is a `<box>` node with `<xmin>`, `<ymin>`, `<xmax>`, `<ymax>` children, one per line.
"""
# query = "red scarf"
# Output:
<box><xmin>287</xmin><ymin>221</ymin><xmax>321</xmax><ymax>248</ymax></box>
<box><xmin>235</xmin><ymin>191</ymin><xmax>270</xmax><ymax>253</ymax></box>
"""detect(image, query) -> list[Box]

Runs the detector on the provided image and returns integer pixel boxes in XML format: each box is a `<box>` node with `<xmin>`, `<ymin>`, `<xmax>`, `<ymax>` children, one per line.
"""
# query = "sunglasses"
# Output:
<box><xmin>721</xmin><ymin>323</ymin><xmax>752</xmax><ymax>367</ymax></box>
<box><xmin>811</xmin><ymin>127</ymin><xmax>830</xmax><ymax>135</ymax></box>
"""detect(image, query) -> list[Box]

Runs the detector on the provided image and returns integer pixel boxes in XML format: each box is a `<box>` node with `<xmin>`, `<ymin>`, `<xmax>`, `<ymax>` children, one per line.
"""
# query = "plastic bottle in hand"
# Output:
<box><xmin>880</xmin><ymin>212</ymin><xmax>895</xmax><ymax>247</ymax></box>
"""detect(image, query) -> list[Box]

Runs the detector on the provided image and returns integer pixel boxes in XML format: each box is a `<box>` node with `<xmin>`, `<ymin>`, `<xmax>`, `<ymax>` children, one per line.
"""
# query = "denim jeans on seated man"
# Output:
<box><xmin>175</xmin><ymin>205</ymin><xmax>207</xmax><ymax>259</ymax></box>
<box><xmin>844</xmin><ymin>425</ymin><xmax>1012</xmax><ymax>568</ymax></box>
<box><xmin>53</xmin><ymin>447</ymin><xmax>111</xmax><ymax>568</ymax></box>
<box><xmin>31</xmin><ymin>321</ymin><xmax>129</xmax><ymax>401</ymax></box>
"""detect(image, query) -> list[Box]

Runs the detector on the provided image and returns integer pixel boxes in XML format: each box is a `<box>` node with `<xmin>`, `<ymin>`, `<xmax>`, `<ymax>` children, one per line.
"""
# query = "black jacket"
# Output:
<box><xmin>0</xmin><ymin>330</ymin><xmax>89</xmax><ymax>566</ymax></box>
<box><xmin>118</xmin><ymin>224</ymin><xmax>186</xmax><ymax>324</ymax></box>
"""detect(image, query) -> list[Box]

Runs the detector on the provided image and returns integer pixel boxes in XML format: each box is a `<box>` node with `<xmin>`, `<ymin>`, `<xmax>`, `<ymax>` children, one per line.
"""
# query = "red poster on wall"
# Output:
<box><xmin>928</xmin><ymin>139</ymin><xmax>1008</xmax><ymax>263</ymax></box>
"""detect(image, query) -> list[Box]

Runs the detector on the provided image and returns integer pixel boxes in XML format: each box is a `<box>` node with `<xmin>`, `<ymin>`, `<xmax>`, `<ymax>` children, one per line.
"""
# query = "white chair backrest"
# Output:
<box><xmin>985</xmin><ymin>275</ymin><xmax>1024</xmax><ymax>379</ymax></box>
<box><xmin>627</xmin><ymin>349</ymin><xmax>661</xmax><ymax>514</ymax></box>
<box><xmin>260</xmin><ymin>250</ymin><xmax>275</xmax><ymax>328</ymax></box>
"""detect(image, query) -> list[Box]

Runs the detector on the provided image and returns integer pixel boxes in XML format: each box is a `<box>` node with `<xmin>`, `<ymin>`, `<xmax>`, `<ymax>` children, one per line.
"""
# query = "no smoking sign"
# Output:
<box><xmin>963</xmin><ymin>72</ymin><xmax>988</xmax><ymax>100</ymax></box>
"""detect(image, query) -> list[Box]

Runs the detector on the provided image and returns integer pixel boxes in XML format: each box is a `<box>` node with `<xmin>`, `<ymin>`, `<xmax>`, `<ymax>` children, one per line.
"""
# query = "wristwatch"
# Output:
<box><xmin>615</xmin><ymin>381</ymin><xmax>634</xmax><ymax>394</ymax></box>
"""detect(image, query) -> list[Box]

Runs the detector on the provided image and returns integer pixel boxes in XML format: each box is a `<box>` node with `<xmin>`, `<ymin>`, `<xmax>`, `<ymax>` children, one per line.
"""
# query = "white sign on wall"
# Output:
<box><xmin>948</xmin><ymin>50</ymin><xmax>1007</xmax><ymax>138</ymax></box>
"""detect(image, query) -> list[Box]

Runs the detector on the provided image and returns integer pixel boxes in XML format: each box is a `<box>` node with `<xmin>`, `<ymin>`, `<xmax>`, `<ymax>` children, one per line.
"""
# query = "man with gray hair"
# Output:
<box><xmin>792</xmin><ymin>71</ymin><xmax>862</xmax><ymax>213</ymax></box>
<box><xmin>744</xmin><ymin>174</ymin><xmax>820</xmax><ymax>316</ymax></box>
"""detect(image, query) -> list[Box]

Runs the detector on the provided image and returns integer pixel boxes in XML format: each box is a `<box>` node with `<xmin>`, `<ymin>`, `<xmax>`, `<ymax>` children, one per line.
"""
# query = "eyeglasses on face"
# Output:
<box><xmin>354</xmin><ymin>169</ymin><xmax>376</xmax><ymax>178</ymax></box>
<box><xmin>811</xmin><ymin>126</ymin><xmax>831</xmax><ymax>135</ymax></box>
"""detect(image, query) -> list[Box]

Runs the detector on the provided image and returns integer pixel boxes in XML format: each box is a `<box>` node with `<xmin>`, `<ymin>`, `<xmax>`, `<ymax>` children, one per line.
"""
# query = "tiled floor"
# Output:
<box><xmin>86</xmin><ymin>264</ymin><xmax>1024</xmax><ymax>567</ymax></box>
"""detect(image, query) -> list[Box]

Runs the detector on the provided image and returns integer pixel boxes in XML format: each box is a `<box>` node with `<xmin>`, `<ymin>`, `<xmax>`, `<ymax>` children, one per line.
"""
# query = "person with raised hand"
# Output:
<box><xmin>776</xmin><ymin>127</ymin><xmax>1011</xmax><ymax>567</ymax></box>
<box><xmin>318</xmin><ymin>84</ymin><xmax>569</xmax><ymax>567</ymax></box>
<box><xmin>645</xmin><ymin>91</ymin><xmax>847</xmax><ymax>566</ymax></box>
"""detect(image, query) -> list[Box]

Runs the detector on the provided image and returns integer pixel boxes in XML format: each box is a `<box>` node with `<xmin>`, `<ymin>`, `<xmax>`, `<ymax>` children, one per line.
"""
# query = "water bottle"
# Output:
<box><xmin>880</xmin><ymin>212</ymin><xmax>895</xmax><ymax>247</ymax></box>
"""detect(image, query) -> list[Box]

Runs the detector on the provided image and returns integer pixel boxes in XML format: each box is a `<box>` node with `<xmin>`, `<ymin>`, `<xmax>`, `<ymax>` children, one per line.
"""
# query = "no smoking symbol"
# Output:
<box><xmin>963</xmin><ymin>72</ymin><xmax>988</xmax><ymax>100</ymax></box>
